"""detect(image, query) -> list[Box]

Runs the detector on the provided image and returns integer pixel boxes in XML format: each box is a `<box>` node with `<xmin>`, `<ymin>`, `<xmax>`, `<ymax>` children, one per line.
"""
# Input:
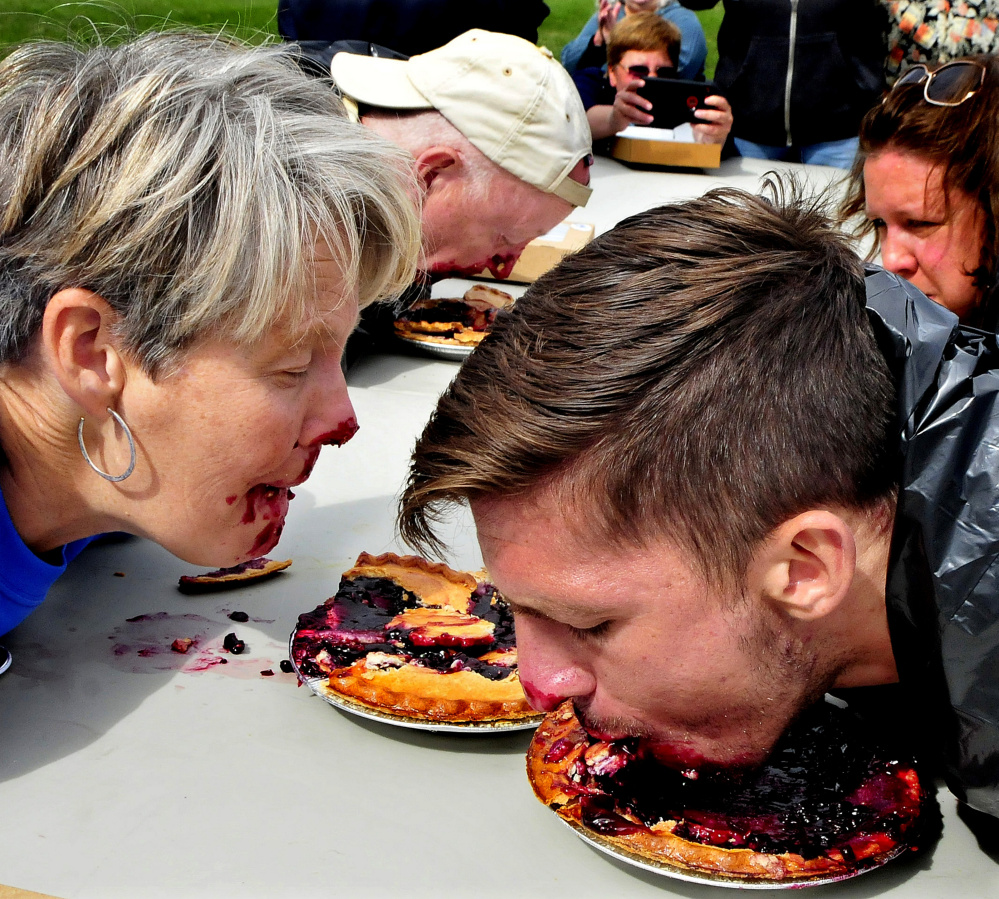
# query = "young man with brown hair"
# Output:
<box><xmin>399</xmin><ymin>181</ymin><xmax>999</xmax><ymax>822</ymax></box>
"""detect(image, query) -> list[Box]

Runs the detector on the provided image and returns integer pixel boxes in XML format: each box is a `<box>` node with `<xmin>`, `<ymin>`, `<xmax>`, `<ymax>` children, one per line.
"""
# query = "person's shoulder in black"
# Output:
<box><xmin>278</xmin><ymin>0</ymin><xmax>551</xmax><ymax>56</ymax></box>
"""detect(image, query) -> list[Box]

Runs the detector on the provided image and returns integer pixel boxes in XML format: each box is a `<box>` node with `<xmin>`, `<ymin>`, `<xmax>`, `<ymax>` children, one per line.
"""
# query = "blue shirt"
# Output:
<box><xmin>0</xmin><ymin>485</ymin><xmax>95</xmax><ymax>636</ymax></box>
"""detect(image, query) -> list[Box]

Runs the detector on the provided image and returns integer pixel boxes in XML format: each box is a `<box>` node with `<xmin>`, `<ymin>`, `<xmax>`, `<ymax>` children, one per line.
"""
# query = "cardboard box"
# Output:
<box><xmin>480</xmin><ymin>220</ymin><xmax>596</xmax><ymax>284</ymax></box>
<box><xmin>611</xmin><ymin>130</ymin><xmax>721</xmax><ymax>169</ymax></box>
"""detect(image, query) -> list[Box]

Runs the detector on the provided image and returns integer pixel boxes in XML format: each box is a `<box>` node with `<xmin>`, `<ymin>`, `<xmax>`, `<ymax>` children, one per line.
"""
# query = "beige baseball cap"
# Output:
<box><xmin>330</xmin><ymin>29</ymin><xmax>592</xmax><ymax>207</ymax></box>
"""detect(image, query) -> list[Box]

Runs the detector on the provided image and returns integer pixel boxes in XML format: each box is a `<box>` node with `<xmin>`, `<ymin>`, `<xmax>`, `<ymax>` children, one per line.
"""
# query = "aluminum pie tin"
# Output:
<box><xmin>393</xmin><ymin>333</ymin><xmax>477</xmax><ymax>361</ymax></box>
<box><xmin>555</xmin><ymin>815</ymin><xmax>909</xmax><ymax>890</ymax></box>
<box><xmin>287</xmin><ymin>631</ymin><xmax>543</xmax><ymax>734</ymax></box>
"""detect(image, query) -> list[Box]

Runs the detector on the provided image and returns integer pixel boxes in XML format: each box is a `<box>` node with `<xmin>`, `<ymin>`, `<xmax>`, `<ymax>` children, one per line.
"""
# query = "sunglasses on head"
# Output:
<box><xmin>891</xmin><ymin>60</ymin><xmax>986</xmax><ymax>106</ymax></box>
<box><xmin>624</xmin><ymin>64</ymin><xmax>677</xmax><ymax>79</ymax></box>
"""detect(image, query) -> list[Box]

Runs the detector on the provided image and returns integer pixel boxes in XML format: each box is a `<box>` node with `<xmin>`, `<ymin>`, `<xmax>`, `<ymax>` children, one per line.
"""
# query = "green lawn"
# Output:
<box><xmin>0</xmin><ymin>1</ymin><xmax>722</xmax><ymax>74</ymax></box>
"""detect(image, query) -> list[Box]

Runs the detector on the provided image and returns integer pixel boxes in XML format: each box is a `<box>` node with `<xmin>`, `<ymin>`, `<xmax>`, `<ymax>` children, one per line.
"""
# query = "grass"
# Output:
<box><xmin>0</xmin><ymin>1</ymin><xmax>722</xmax><ymax>75</ymax></box>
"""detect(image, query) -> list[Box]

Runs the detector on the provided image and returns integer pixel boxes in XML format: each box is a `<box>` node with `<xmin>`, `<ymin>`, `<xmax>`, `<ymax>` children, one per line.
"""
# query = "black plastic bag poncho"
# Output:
<box><xmin>865</xmin><ymin>264</ymin><xmax>999</xmax><ymax>817</ymax></box>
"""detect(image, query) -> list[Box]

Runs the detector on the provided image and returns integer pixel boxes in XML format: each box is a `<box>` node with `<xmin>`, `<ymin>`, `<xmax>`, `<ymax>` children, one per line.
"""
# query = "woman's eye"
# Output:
<box><xmin>275</xmin><ymin>367</ymin><xmax>309</xmax><ymax>385</ymax></box>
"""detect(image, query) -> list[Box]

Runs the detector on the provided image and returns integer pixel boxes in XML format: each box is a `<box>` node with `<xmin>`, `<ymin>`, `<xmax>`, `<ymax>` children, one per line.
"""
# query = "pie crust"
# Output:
<box><xmin>177</xmin><ymin>557</ymin><xmax>292</xmax><ymax>594</ymax></box>
<box><xmin>527</xmin><ymin>701</ymin><xmax>926</xmax><ymax>883</ymax></box>
<box><xmin>291</xmin><ymin>552</ymin><xmax>539</xmax><ymax>724</ymax></box>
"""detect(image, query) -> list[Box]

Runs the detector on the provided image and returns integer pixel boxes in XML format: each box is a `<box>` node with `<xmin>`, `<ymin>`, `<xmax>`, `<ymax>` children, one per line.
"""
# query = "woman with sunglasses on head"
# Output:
<box><xmin>572</xmin><ymin>12</ymin><xmax>732</xmax><ymax>144</ymax></box>
<box><xmin>841</xmin><ymin>56</ymin><xmax>998</xmax><ymax>326</ymax></box>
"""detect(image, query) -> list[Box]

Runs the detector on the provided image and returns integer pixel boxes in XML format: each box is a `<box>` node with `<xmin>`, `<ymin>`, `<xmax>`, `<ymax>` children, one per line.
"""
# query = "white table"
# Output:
<box><xmin>0</xmin><ymin>156</ymin><xmax>994</xmax><ymax>899</ymax></box>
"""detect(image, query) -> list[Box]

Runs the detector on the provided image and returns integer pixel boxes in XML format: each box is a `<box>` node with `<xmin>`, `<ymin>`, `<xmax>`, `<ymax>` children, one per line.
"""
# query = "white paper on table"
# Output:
<box><xmin>615</xmin><ymin>122</ymin><xmax>696</xmax><ymax>142</ymax></box>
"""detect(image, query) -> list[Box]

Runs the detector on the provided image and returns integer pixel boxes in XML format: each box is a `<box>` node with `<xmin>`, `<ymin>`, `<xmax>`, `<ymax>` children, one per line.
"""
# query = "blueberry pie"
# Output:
<box><xmin>393</xmin><ymin>285</ymin><xmax>514</xmax><ymax>347</ymax></box>
<box><xmin>527</xmin><ymin>700</ymin><xmax>927</xmax><ymax>883</ymax></box>
<box><xmin>291</xmin><ymin>552</ymin><xmax>538</xmax><ymax>724</ymax></box>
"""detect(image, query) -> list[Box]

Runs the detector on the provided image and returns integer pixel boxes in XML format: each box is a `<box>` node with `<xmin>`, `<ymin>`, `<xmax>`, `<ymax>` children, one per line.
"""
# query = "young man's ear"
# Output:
<box><xmin>758</xmin><ymin>511</ymin><xmax>857</xmax><ymax>621</ymax></box>
<box><xmin>413</xmin><ymin>146</ymin><xmax>460</xmax><ymax>193</ymax></box>
<box><xmin>41</xmin><ymin>288</ymin><xmax>126</xmax><ymax>416</ymax></box>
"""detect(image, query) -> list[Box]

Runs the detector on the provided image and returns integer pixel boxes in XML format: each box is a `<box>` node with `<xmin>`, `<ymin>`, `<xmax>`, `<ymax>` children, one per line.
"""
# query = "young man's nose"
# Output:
<box><xmin>514</xmin><ymin>614</ymin><xmax>597</xmax><ymax>712</ymax></box>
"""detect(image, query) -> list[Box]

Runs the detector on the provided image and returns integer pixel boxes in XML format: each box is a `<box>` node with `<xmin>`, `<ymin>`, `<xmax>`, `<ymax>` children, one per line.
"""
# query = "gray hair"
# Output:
<box><xmin>0</xmin><ymin>30</ymin><xmax>421</xmax><ymax>375</ymax></box>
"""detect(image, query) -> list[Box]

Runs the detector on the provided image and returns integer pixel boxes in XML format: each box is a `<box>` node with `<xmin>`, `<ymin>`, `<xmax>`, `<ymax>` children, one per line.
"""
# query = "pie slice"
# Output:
<box><xmin>290</xmin><ymin>552</ymin><xmax>539</xmax><ymax>724</ymax></box>
<box><xmin>527</xmin><ymin>699</ymin><xmax>928</xmax><ymax>883</ymax></box>
<box><xmin>177</xmin><ymin>557</ymin><xmax>292</xmax><ymax>594</ymax></box>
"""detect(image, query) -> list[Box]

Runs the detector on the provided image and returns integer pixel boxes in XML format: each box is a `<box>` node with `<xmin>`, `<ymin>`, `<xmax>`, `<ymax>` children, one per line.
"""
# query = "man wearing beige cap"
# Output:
<box><xmin>298</xmin><ymin>29</ymin><xmax>592</xmax><ymax>280</ymax></box>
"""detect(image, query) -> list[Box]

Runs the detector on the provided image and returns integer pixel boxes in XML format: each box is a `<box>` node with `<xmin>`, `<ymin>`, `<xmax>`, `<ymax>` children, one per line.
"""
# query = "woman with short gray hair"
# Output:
<box><xmin>0</xmin><ymin>31</ymin><xmax>421</xmax><ymax>635</ymax></box>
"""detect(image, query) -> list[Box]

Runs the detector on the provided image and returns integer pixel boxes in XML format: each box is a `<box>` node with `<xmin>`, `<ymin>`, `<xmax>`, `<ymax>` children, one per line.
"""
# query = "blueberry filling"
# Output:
<box><xmin>572</xmin><ymin>702</ymin><xmax>922</xmax><ymax>860</ymax></box>
<box><xmin>223</xmin><ymin>632</ymin><xmax>246</xmax><ymax>654</ymax></box>
<box><xmin>293</xmin><ymin>576</ymin><xmax>517</xmax><ymax>681</ymax></box>
<box><xmin>396</xmin><ymin>301</ymin><xmax>496</xmax><ymax>332</ymax></box>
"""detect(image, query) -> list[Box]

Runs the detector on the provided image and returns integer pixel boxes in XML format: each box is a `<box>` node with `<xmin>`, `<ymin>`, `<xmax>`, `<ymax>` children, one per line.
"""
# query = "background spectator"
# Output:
<box><xmin>679</xmin><ymin>0</ymin><xmax>887</xmax><ymax>168</ymax></box>
<box><xmin>883</xmin><ymin>0</ymin><xmax>999</xmax><ymax>83</ymax></box>
<box><xmin>572</xmin><ymin>12</ymin><xmax>732</xmax><ymax>144</ymax></box>
<box><xmin>561</xmin><ymin>0</ymin><xmax>708</xmax><ymax>80</ymax></box>
<box><xmin>278</xmin><ymin>0</ymin><xmax>552</xmax><ymax>55</ymax></box>
<box><xmin>840</xmin><ymin>55</ymin><xmax>999</xmax><ymax>326</ymax></box>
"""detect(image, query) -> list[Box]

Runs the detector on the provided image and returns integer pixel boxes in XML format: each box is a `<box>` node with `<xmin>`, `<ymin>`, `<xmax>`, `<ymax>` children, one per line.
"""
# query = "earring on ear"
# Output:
<box><xmin>78</xmin><ymin>407</ymin><xmax>136</xmax><ymax>482</ymax></box>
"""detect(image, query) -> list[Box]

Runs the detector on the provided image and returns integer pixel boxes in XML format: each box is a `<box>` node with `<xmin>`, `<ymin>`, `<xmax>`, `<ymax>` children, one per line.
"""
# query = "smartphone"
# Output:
<box><xmin>635</xmin><ymin>78</ymin><xmax>718</xmax><ymax>130</ymax></box>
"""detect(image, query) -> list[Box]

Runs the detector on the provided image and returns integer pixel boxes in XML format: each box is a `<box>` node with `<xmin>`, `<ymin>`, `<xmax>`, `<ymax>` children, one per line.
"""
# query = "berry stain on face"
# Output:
<box><xmin>320</xmin><ymin>416</ymin><xmax>359</xmax><ymax>447</ymax></box>
<box><xmin>242</xmin><ymin>485</ymin><xmax>289</xmax><ymax>556</ymax></box>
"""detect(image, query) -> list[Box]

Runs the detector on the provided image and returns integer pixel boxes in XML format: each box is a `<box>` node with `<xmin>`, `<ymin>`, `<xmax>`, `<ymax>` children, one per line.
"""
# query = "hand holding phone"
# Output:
<box><xmin>636</xmin><ymin>78</ymin><xmax>718</xmax><ymax>131</ymax></box>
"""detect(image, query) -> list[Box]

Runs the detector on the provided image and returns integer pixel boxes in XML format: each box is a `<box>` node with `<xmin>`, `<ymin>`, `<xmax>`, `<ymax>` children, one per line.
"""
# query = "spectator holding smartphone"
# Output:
<box><xmin>572</xmin><ymin>13</ymin><xmax>732</xmax><ymax>144</ymax></box>
<box><xmin>562</xmin><ymin>0</ymin><xmax>708</xmax><ymax>81</ymax></box>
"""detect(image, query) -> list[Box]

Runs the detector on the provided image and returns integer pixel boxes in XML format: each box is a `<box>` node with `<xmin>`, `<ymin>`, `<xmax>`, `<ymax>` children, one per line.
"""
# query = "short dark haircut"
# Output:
<box><xmin>841</xmin><ymin>54</ymin><xmax>999</xmax><ymax>309</ymax></box>
<box><xmin>399</xmin><ymin>180</ymin><xmax>898</xmax><ymax>584</ymax></box>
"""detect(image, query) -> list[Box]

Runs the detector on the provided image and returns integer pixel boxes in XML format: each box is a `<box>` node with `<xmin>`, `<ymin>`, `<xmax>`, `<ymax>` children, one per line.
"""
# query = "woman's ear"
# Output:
<box><xmin>41</xmin><ymin>288</ymin><xmax>126</xmax><ymax>415</ymax></box>
<box><xmin>758</xmin><ymin>511</ymin><xmax>857</xmax><ymax>621</ymax></box>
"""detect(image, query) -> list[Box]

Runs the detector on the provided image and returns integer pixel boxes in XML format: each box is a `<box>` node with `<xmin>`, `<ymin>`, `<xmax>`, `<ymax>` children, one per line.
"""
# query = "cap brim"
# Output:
<box><xmin>330</xmin><ymin>53</ymin><xmax>433</xmax><ymax>110</ymax></box>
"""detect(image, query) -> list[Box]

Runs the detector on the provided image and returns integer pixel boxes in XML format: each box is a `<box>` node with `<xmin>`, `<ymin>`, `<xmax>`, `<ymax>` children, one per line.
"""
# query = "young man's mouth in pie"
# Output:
<box><xmin>574</xmin><ymin>705</ymin><xmax>746</xmax><ymax>775</ymax></box>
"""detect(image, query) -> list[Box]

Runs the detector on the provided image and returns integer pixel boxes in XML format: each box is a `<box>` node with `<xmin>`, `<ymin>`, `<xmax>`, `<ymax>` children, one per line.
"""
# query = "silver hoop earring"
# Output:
<box><xmin>78</xmin><ymin>407</ymin><xmax>136</xmax><ymax>482</ymax></box>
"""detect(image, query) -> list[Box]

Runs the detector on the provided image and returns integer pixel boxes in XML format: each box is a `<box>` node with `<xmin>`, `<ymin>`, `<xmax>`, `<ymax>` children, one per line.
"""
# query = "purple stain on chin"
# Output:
<box><xmin>250</xmin><ymin>520</ymin><xmax>283</xmax><ymax>557</ymax></box>
<box><xmin>225</xmin><ymin>495</ymin><xmax>238</xmax><ymax>505</ymax></box>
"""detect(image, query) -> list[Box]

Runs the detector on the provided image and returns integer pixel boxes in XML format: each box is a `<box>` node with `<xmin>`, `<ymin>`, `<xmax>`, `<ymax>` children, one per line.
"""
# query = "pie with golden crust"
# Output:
<box><xmin>290</xmin><ymin>552</ymin><xmax>539</xmax><ymax>724</ymax></box>
<box><xmin>393</xmin><ymin>285</ymin><xmax>514</xmax><ymax>347</ymax></box>
<box><xmin>527</xmin><ymin>700</ymin><xmax>927</xmax><ymax>884</ymax></box>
